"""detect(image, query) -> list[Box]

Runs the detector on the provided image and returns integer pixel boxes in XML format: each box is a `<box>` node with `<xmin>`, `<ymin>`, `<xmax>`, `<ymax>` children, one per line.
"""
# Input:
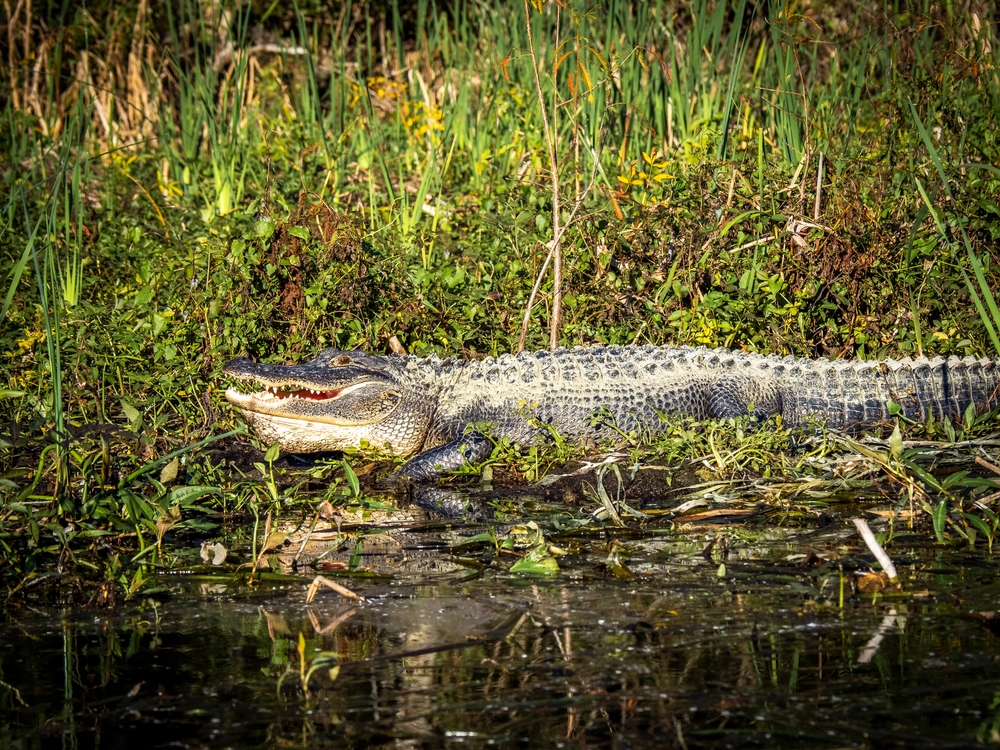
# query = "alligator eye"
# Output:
<box><xmin>331</xmin><ymin>355</ymin><xmax>352</xmax><ymax>366</ymax></box>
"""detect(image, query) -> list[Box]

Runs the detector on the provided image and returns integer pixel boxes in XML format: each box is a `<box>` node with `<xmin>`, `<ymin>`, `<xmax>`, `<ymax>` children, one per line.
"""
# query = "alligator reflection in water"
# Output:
<box><xmin>4</xmin><ymin>505</ymin><xmax>1000</xmax><ymax>748</ymax></box>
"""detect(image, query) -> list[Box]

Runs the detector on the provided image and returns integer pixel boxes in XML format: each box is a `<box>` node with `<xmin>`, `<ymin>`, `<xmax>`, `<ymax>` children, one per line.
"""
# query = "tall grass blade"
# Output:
<box><xmin>716</xmin><ymin>0</ymin><xmax>750</xmax><ymax>160</ymax></box>
<box><xmin>910</xmin><ymin>100</ymin><xmax>1000</xmax><ymax>354</ymax></box>
<box><xmin>1</xmin><ymin>211</ymin><xmax>44</xmax><ymax>323</ymax></box>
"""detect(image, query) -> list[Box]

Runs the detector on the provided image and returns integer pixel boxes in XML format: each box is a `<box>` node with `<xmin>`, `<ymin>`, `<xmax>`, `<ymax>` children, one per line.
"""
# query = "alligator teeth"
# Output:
<box><xmin>235</xmin><ymin>382</ymin><xmax>355</xmax><ymax>403</ymax></box>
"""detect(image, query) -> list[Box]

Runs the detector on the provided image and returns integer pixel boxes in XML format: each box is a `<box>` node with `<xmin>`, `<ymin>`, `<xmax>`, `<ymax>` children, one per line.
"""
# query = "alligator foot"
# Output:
<box><xmin>396</xmin><ymin>432</ymin><xmax>493</xmax><ymax>481</ymax></box>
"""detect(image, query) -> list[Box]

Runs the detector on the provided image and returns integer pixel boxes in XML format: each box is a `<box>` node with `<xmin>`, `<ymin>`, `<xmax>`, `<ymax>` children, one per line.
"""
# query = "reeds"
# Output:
<box><xmin>5</xmin><ymin>2</ymin><xmax>996</xmax><ymax>228</ymax></box>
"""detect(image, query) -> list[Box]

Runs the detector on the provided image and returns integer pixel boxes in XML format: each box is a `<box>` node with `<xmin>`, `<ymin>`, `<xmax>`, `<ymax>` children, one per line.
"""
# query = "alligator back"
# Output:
<box><xmin>427</xmin><ymin>346</ymin><xmax>1000</xmax><ymax>444</ymax></box>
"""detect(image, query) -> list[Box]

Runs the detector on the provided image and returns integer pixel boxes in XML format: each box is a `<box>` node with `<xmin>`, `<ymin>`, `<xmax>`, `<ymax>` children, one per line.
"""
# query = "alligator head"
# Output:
<box><xmin>223</xmin><ymin>348</ymin><xmax>433</xmax><ymax>456</ymax></box>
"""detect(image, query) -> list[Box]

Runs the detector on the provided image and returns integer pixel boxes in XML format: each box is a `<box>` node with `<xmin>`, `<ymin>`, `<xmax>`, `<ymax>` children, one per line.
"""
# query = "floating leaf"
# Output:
<box><xmin>604</xmin><ymin>546</ymin><xmax>632</xmax><ymax>579</ymax></box>
<box><xmin>200</xmin><ymin>542</ymin><xmax>228</xmax><ymax>565</ymax></box>
<box><xmin>179</xmin><ymin>519</ymin><xmax>219</xmax><ymax>532</ymax></box>
<box><xmin>510</xmin><ymin>540</ymin><xmax>560</xmax><ymax>577</ymax></box>
<box><xmin>510</xmin><ymin>553</ymin><xmax>560</xmax><ymax>576</ymax></box>
<box><xmin>452</xmin><ymin>532</ymin><xmax>498</xmax><ymax>549</ymax></box>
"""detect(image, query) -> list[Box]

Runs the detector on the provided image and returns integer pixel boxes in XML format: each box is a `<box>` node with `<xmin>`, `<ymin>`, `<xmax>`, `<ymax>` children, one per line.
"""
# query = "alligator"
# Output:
<box><xmin>223</xmin><ymin>345</ymin><xmax>1000</xmax><ymax>480</ymax></box>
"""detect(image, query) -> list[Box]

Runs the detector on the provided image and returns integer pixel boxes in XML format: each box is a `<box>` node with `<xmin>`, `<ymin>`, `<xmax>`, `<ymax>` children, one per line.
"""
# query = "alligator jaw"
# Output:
<box><xmin>232</xmin><ymin>411</ymin><xmax>391</xmax><ymax>454</ymax></box>
<box><xmin>221</xmin><ymin>350</ymin><xmax>433</xmax><ymax>455</ymax></box>
<box><xmin>225</xmin><ymin>380</ymin><xmax>374</xmax><ymax>424</ymax></box>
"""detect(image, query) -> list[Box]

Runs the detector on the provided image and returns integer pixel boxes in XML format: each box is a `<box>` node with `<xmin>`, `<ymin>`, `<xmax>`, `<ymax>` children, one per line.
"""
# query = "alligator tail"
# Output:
<box><xmin>778</xmin><ymin>356</ymin><xmax>1000</xmax><ymax>427</ymax></box>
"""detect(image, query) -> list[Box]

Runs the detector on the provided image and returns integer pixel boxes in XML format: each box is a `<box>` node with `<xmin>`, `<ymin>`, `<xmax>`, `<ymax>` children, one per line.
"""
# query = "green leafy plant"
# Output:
<box><xmin>277</xmin><ymin>632</ymin><xmax>341</xmax><ymax>699</ymax></box>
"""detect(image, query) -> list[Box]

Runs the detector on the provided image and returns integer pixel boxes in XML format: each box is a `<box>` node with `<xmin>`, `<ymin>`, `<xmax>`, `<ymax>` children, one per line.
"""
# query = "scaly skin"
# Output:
<box><xmin>224</xmin><ymin>345</ymin><xmax>1000</xmax><ymax>479</ymax></box>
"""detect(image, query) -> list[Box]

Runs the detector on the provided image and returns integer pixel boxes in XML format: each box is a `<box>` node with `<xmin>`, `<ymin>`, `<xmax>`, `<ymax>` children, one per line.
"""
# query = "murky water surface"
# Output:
<box><xmin>4</xmin><ymin>491</ymin><xmax>1000</xmax><ymax>749</ymax></box>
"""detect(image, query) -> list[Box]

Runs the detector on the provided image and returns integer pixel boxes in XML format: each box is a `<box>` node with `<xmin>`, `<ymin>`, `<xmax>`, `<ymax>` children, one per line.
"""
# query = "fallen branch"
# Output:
<box><xmin>853</xmin><ymin>518</ymin><xmax>899</xmax><ymax>582</ymax></box>
<box><xmin>305</xmin><ymin>575</ymin><xmax>360</xmax><ymax>604</ymax></box>
<box><xmin>975</xmin><ymin>455</ymin><xmax>1000</xmax><ymax>476</ymax></box>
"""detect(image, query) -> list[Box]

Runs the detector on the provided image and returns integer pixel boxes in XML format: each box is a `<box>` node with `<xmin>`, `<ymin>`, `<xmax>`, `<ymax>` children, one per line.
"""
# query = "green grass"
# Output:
<box><xmin>2</xmin><ymin>0</ymin><xmax>1000</xmax><ymax>598</ymax></box>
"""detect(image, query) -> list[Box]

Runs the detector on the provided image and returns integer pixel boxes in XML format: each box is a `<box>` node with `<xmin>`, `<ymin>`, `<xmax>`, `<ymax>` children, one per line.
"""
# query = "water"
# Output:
<box><xmin>4</xmin><ymin>494</ymin><xmax>1000</xmax><ymax>749</ymax></box>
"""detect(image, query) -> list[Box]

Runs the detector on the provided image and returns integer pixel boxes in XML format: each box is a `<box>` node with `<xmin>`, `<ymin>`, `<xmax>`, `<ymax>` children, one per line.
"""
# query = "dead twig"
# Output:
<box><xmin>853</xmin><ymin>518</ymin><xmax>899</xmax><ymax>582</ymax></box>
<box><xmin>813</xmin><ymin>151</ymin><xmax>824</xmax><ymax>220</ymax></box>
<box><xmin>518</xmin><ymin>133</ymin><xmax>599</xmax><ymax>351</ymax></box>
<box><xmin>305</xmin><ymin>575</ymin><xmax>360</xmax><ymax>604</ymax></box>
<box><xmin>389</xmin><ymin>335</ymin><xmax>407</xmax><ymax>355</ymax></box>
<box><xmin>975</xmin><ymin>455</ymin><xmax>1000</xmax><ymax>476</ymax></box>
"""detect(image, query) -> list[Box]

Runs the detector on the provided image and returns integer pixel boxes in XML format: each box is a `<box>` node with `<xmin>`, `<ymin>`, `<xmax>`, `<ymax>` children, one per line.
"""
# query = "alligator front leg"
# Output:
<box><xmin>397</xmin><ymin>432</ymin><xmax>493</xmax><ymax>481</ymax></box>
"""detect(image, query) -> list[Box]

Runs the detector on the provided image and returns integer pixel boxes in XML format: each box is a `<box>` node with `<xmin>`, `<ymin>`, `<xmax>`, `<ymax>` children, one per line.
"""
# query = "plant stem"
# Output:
<box><xmin>813</xmin><ymin>151</ymin><xmax>824</xmax><ymax>220</ymax></box>
<box><xmin>523</xmin><ymin>0</ymin><xmax>561</xmax><ymax>350</ymax></box>
<box><xmin>518</xmin><ymin>142</ymin><xmax>600</xmax><ymax>351</ymax></box>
